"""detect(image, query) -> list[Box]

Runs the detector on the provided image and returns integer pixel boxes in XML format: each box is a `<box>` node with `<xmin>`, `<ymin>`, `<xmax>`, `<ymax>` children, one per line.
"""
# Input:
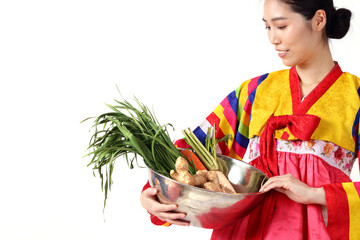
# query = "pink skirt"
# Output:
<box><xmin>211</xmin><ymin>150</ymin><xmax>352</xmax><ymax>240</ymax></box>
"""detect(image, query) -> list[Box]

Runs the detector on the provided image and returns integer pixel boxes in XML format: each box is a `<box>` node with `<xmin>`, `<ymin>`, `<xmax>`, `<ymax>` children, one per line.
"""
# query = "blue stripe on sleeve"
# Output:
<box><xmin>193</xmin><ymin>126</ymin><xmax>207</xmax><ymax>145</ymax></box>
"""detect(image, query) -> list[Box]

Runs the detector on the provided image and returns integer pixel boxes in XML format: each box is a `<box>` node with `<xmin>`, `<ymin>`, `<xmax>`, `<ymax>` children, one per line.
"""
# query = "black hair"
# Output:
<box><xmin>280</xmin><ymin>0</ymin><xmax>352</xmax><ymax>39</ymax></box>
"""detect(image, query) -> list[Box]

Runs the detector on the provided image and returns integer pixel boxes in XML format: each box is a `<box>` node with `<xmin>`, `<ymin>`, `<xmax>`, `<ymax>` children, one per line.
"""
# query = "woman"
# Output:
<box><xmin>141</xmin><ymin>0</ymin><xmax>360</xmax><ymax>239</ymax></box>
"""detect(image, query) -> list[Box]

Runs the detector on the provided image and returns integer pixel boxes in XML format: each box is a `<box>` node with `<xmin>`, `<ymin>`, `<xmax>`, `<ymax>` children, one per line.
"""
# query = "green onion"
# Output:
<box><xmin>182</xmin><ymin>125</ymin><xmax>231</xmax><ymax>175</ymax></box>
<box><xmin>83</xmin><ymin>93</ymin><xmax>196</xmax><ymax>208</ymax></box>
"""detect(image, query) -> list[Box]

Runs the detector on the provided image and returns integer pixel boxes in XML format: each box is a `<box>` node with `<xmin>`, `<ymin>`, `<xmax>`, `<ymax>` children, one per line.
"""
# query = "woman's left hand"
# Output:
<box><xmin>259</xmin><ymin>174</ymin><xmax>326</xmax><ymax>206</ymax></box>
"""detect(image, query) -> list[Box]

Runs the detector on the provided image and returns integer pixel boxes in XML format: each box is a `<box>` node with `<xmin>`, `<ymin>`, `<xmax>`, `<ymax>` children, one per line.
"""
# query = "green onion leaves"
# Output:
<box><xmin>83</xmin><ymin>95</ymin><xmax>196</xmax><ymax>208</ymax></box>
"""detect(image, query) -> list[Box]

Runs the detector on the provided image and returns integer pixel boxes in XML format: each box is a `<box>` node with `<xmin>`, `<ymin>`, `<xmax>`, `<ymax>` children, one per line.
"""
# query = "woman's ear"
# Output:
<box><xmin>312</xmin><ymin>9</ymin><xmax>327</xmax><ymax>32</ymax></box>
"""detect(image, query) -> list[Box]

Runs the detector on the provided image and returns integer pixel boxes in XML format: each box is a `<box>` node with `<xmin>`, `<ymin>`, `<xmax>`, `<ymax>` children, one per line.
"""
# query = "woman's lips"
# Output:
<box><xmin>277</xmin><ymin>50</ymin><xmax>288</xmax><ymax>58</ymax></box>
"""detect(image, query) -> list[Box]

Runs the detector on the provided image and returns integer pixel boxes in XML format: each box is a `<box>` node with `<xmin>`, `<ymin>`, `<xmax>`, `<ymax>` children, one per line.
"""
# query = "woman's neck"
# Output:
<box><xmin>295</xmin><ymin>43</ymin><xmax>335</xmax><ymax>86</ymax></box>
<box><xmin>295</xmin><ymin>43</ymin><xmax>335</xmax><ymax>98</ymax></box>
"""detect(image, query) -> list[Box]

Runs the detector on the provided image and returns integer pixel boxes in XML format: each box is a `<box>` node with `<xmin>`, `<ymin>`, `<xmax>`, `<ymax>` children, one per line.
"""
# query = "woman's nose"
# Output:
<box><xmin>269</xmin><ymin>30</ymin><xmax>281</xmax><ymax>45</ymax></box>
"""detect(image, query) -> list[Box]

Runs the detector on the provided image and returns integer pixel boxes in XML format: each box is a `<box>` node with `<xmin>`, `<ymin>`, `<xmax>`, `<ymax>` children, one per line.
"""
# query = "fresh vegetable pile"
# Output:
<box><xmin>83</xmin><ymin>94</ymin><xmax>236</xmax><ymax>206</ymax></box>
<box><xmin>170</xmin><ymin>156</ymin><xmax>236</xmax><ymax>194</ymax></box>
<box><xmin>177</xmin><ymin>126</ymin><xmax>235</xmax><ymax>193</ymax></box>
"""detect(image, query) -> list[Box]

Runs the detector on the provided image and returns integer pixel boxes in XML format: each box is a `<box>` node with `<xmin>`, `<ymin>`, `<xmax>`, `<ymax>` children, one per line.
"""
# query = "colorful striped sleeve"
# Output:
<box><xmin>175</xmin><ymin>79</ymin><xmax>252</xmax><ymax>160</ymax></box>
<box><xmin>351</xmin><ymin>87</ymin><xmax>360</xmax><ymax>160</ymax></box>
<box><xmin>323</xmin><ymin>83</ymin><xmax>360</xmax><ymax>239</ymax></box>
<box><xmin>323</xmin><ymin>182</ymin><xmax>360</xmax><ymax>239</ymax></box>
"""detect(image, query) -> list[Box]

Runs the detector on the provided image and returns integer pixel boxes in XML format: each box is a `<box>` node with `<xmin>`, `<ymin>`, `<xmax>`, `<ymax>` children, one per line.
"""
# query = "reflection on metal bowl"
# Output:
<box><xmin>148</xmin><ymin>154</ymin><xmax>268</xmax><ymax>229</ymax></box>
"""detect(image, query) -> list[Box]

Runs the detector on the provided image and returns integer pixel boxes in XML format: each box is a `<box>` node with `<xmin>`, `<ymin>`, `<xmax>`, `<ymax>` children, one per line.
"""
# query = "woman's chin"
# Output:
<box><xmin>281</xmin><ymin>59</ymin><xmax>296</xmax><ymax>67</ymax></box>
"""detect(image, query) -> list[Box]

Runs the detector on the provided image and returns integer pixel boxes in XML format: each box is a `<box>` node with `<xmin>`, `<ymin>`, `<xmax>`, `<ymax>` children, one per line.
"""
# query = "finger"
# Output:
<box><xmin>159</xmin><ymin>211</ymin><xmax>186</xmax><ymax>221</ymax></box>
<box><xmin>158</xmin><ymin>212</ymin><xmax>190</xmax><ymax>227</ymax></box>
<box><xmin>273</xmin><ymin>187</ymin><xmax>287</xmax><ymax>194</ymax></box>
<box><xmin>260</xmin><ymin>177</ymin><xmax>281</xmax><ymax>192</ymax></box>
<box><xmin>141</xmin><ymin>189</ymin><xmax>178</xmax><ymax>213</ymax></box>
<box><xmin>168</xmin><ymin>219</ymin><xmax>190</xmax><ymax>226</ymax></box>
<box><xmin>143</xmin><ymin>187</ymin><xmax>158</xmax><ymax>197</ymax></box>
<box><xmin>140</xmin><ymin>188</ymin><xmax>159</xmax><ymax>209</ymax></box>
<box><xmin>260</xmin><ymin>174</ymin><xmax>297</xmax><ymax>191</ymax></box>
<box><xmin>152</xmin><ymin>203</ymin><xmax>178</xmax><ymax>213</ymax></box>
<box><xmin>260</xmin><ymin>178</ymin><xmax>289</xmax><ymax>193</ymax></box>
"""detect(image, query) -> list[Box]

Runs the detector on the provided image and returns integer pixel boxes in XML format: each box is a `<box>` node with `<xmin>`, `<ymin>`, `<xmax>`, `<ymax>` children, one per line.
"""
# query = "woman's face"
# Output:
<box><xmin>263</xmin><ymin>0</ymin><xmax>323</xmax><ymax>67</ymax></box>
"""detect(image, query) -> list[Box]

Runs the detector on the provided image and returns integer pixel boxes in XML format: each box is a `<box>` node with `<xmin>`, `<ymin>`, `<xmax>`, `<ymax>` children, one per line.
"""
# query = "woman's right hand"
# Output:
<box><xmin>140</xmin><ymin>187</ymin><xmax>190</xmax><ymax>226</ymax></box>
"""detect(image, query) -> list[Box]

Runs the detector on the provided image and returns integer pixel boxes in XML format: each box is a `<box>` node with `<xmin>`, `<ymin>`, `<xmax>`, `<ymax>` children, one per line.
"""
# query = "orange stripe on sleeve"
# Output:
<box><xmin>162</xmin><ymin>222</ymin><xmax>171</xmax><ymax>227</ymax></box>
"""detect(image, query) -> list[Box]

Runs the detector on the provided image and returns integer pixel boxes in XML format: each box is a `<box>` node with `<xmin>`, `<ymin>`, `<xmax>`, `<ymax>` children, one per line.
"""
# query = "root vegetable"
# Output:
<box><xmin>170</xmin><ymin>169</ymin><xmax>178</xmax><ymax>180</ymax></box>
<box><xmin>204</xmin><ymin>182</ymin><xmax>223</xmax><ymax>192</ymax></box>
<box><xmin>207</xmin><ymin>171</ymin><xmax>220</xmax><ymax>185</ymax></box>
<box><xmin>170</xmin><ymin>170</ymin><xmax>195</xmax><ymax>186</ymax></box>
<box><xmin>195</xmin><ymin>170</ymin><xmax>236</xmax><ymax>193</ymax></box>
<box><xmin>170</xmin><ymin>157</ymin><xmax>195</xmax><ymax>186</ymax></box>
<box><xmin>175</xmin><ymin>156</ymin><xmax>189</xmax><ymax>172</ymax></box>
<box><xmin>214</xmin><ymin>171</ymin><xmax>236</xmax><ymax>194</ymax></box>
<box><xmin>221</xmin><ymin>186</ymin><xmax>236</xmax><ymax>194</ymax></box>
<box><xmin>196</xmin><ymin>170</ymin><xmax>209</xmax><ymax>179</ymax></box>
<box><xmin>170</xmin><ymin>157</ymin><xmax>236</xmax><ymax>194</ymax></box>
<box><xmin>181</xmin><ymin>149</ymin><xmax>206</xmax><ymax>170</ymax></box>
<box><xmin>193</xmin><ymin>174</ymin><xmax>207</xmax><ymax>187</ymax></box>
<box><xmin>197</xmin><ymin>170</ymin><xmax>223</xmax><ymax>192</ymax></box>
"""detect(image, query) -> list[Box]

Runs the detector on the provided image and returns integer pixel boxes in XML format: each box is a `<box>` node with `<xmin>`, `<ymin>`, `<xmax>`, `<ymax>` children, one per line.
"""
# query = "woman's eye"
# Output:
<box><xmin>278</xmin><ymin>26</ymin><xmax>287</xmax><ymax>30</ymax></box>
<box><xmin>265</xmin><ymin>26</ymin><xmax>271</xmax><ymax>30</ymax></box>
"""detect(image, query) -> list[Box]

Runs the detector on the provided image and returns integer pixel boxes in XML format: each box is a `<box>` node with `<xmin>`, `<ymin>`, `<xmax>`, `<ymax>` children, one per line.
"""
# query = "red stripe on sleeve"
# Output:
<box><xmin>243</xmin><ymin>99</ymin><xmax>252</xmax><ymax>115</ymax></box>
<box><xmin>206</xmin><ymin>112</ymin><xmax>221</xmax><ymax>127</ymax></box>
<box><xmin>174</xmin><ymin>139</ymin><xmax>191</xmax><ymax>149</ymax></box>
<box><xmin>220</xmin><ymin>97</ymin><xmax>237</xmax><ymax>133</ymax></box>
<box><xmin>247</xmin><ymin>76</ymin><xmax>260</xmax><ymax>94</ymax></box>
<box><xmin>233</xmin><ymin>141</ymin><xmax>247</xmax><ymax>159</ymax></box>
<box><xmin>323</xmin><ymin>183</ymin><xmax>350</xmax><ymax>239</ymax></box>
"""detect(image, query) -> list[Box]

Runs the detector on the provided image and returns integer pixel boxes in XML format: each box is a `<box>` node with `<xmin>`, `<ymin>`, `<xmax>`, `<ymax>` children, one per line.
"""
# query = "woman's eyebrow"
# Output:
<box><xmin>262</xmin><ymin>17</ymin><xmax>288</xmax><ymax>22</ymax></box>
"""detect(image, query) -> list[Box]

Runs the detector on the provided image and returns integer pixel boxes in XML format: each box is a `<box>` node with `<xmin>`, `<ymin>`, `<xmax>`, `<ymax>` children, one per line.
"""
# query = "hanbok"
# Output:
<box><xmin>146</xmin><ymin>63</ymin><xmax>360</xmax><ymax>240</ymax></box>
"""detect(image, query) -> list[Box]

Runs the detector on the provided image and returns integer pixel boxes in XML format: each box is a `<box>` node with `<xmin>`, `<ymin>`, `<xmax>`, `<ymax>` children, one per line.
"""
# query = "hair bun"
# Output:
<box><xmin>326</xmin><ymin>8</ymin><xmax>352</xmax><ymax>39</ymax></box>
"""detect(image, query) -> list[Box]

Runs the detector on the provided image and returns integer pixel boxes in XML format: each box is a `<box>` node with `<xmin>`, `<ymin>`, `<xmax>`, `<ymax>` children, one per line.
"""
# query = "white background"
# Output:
<box><xmin>1</xmin><ymin>1</ymin><xmax>359</xmax><ymax>239</ymax></box>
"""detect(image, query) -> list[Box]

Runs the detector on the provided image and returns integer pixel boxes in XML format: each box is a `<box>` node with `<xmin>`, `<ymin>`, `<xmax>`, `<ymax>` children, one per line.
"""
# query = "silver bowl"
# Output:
<box><xmin>148</xmin><ymin>154</ymin><xmax>268</xmax><ymax>229</ymax></box>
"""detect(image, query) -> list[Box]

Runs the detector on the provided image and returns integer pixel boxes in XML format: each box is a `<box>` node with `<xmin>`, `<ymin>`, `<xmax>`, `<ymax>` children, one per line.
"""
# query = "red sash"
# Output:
<box><xmin>245</xmin><ymin>114</ymin><xmax>321</xmax><ymax>239</ymax></box>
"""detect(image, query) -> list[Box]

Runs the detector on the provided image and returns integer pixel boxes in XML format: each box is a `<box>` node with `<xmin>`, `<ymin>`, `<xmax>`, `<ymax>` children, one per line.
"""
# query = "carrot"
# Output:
<box><xmin>181</xmin><ymin>149</ymin><xmax>207</xmax><ymax>171</ymax></box>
